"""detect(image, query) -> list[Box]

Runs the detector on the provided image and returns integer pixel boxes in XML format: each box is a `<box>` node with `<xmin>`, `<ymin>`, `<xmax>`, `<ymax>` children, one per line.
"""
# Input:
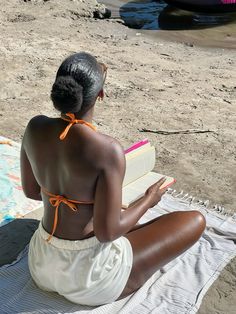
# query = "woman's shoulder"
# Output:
<box><xmin>23</xmin><ymin>115</ymin><xmax>52</xmax><ymax>143</ymax></box>
<box><xmin>27</xmin><ymin>115</ymin><xmax>50</xmax><ymax>127</ymax></box>
<box><xmin>23</xmin><ymin>115</ymin><xmax>48</xmax><ymax>133</ymax></box>
<box><xmin>90</xmin><ymin>133</ymin><xmax>125</xmax><ymax>168</ymax></box>
<box><xmin>97</xmin><ymin>133</ymin><xmax>124</xmax><ymax>155</ymax></box>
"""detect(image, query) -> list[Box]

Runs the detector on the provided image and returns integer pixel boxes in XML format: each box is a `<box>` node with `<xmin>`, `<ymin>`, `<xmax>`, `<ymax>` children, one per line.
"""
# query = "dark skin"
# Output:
<box><xmin>21</xmin><ymin>89</ymin><xmax>206</xmax><ymax>301</ymax></box>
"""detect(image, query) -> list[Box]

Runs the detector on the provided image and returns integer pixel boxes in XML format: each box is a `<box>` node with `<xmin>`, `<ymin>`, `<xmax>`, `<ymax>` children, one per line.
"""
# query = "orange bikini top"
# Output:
<box><xmin>43</xmin><ymin>113</ymin><xmax>96</xmax><ymax>242</ymax></box>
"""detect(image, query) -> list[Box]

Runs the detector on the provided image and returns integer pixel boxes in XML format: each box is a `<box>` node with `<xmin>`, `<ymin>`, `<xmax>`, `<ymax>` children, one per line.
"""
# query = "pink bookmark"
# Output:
<box><xmin>125</xmin><ymin>139</ymin><xmax>149</xmax><ymax>154</ymax></box>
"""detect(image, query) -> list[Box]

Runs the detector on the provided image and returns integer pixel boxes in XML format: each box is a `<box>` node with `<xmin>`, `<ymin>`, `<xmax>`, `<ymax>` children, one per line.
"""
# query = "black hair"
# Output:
<box><xmin>51</xmin><ymin>52</ymin><xmax>104</xmax><ymax>113</ymax></box>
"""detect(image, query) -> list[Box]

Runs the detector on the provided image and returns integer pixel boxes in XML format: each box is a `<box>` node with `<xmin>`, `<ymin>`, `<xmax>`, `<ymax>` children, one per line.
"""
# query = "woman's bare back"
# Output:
<box><xmin>21</xmin><ymin>114</ymin><xmax>118</xmax><ymax>240</ymax></box>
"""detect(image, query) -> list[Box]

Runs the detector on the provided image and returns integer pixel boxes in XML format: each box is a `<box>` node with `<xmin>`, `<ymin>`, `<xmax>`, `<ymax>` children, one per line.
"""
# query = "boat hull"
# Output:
<box><xmin>164</xmin><ymin>0</ymin><xmax>236</xmax><ymax>13</ymax></box>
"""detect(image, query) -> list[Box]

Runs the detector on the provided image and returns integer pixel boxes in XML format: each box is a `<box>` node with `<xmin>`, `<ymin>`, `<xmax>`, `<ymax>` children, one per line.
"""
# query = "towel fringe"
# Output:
<box><xmin>167</xmin><ymin>188</ymin><xmax>235</xmax><ymax>220</ymax></box>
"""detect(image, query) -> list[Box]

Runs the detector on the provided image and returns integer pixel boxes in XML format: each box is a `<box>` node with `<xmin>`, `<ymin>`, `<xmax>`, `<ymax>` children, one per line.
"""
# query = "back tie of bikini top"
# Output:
<box><xmin>42</xmin><ymin>113</ymin><xmax>96</xmax><ymax>242</ymax></box>
<box><xmin>42</xmin><ymin>188</ymin><xmax>94</xmax><ymax>242</ymax></box>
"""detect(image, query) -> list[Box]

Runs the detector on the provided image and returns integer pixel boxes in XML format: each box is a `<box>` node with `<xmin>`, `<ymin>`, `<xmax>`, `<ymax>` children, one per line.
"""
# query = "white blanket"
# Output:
<box><xmin>0</xmin><ymin>191</ymin><xmax>235</xmax><ymax>314</ymax></box>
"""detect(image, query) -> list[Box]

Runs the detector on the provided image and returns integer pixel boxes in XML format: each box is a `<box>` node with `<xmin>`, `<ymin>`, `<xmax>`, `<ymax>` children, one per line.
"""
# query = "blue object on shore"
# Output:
<box><xmin>163</xmin><ymin>0</ymin><xmax>236</xmax><ymax>13</ymax></box>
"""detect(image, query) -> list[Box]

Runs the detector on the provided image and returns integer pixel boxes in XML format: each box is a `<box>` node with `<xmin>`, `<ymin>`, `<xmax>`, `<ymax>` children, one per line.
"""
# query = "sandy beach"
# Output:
<box><xmin>0</xmin><ymin>0</ymin><xmax>235</xmax><ymax>313</ymax></box>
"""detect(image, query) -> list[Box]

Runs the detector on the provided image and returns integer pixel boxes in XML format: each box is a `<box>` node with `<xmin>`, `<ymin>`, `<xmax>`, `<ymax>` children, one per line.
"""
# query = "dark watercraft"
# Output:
<box><xmin>163</xmin><ymin>0</ymin><xmax>236</xmax><ymax>13</ymax></box>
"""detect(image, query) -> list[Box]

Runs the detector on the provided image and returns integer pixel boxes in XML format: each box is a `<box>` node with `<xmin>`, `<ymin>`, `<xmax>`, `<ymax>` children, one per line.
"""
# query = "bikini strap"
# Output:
<box><xmin>41</xmin><ymin>187</ymin><xmax>93</xmax><ymax>242</ymax></box>
<box><xmin>0</xmin><ymin>140</ymin><xmax>12</xmax><ymax>146</ymax></box>
<box><xmin>60</xmin><ymin>113</ymin><xmax>97</xmax><ymax>140</ymax></box>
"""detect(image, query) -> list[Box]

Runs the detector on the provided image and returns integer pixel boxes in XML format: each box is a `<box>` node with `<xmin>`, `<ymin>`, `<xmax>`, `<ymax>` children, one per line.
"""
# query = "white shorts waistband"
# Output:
<box><xmin>38</xmin><ymin>222</ymin><xmax>101</xmax><ymax>250</ymax></box>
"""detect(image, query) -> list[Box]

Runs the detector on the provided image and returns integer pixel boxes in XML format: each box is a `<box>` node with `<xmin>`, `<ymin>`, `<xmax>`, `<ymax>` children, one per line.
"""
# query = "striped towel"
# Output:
<box><xmin>0</xmin><ymin>191</ymin><xmax>235</xmax><ymax>314</ymax></box>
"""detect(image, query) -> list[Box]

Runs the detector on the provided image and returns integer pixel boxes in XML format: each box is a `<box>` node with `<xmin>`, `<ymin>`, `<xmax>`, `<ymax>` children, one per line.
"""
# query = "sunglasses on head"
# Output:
<box><xmin>99</xmin><ymin>62</ymin><xmax>108</xmax><ymax>83</ymax></box>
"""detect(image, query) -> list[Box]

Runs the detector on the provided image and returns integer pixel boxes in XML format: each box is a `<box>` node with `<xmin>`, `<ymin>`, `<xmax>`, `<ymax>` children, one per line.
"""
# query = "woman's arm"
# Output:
<box><xmin>20</xmin><ymin>135</ymin><xmax>42</xmax><ymax>201</ymax></box>
<box><xmin>93</xmin><ymin>139</ymin><xmax>166</xmax><ymax>242</ymax></box>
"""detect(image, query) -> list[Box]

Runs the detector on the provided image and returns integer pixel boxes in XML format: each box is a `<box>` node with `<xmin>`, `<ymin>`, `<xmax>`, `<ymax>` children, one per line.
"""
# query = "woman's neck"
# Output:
<box><xmin>68</xmin><ymin>107</ymin><xmax>94</xmax><ymax>123</ymax></box>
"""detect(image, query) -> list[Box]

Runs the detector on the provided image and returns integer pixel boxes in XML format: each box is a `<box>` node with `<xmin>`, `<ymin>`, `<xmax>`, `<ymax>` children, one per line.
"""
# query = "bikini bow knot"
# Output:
<box><xmin>49</xmin><ymin>195</ymin><xmax>78</xmax><ymax>212</ymax></box>
<box><xmin>59</xmin><ymin>113</ymin><xmax>96</xmax><ymax>140</ymax></box>
<box><xmin>46</xmin><ymin>194</ymin><xmax>78</xmax><ymax>242</ymax></box>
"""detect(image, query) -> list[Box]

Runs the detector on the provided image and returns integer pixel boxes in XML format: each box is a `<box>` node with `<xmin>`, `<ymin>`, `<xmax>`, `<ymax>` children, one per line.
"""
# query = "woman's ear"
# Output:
<box><xmin>97</xmin><ymin>89</ymin><xmax>104</xmax><ymax>101</ymax></box>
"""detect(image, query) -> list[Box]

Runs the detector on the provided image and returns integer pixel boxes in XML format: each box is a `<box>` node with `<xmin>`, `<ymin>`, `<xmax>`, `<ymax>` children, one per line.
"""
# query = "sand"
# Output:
<box><xmin>0</xmin><ymin>0</ymin><xmax>235</xmax><ymax>313</ymax></box>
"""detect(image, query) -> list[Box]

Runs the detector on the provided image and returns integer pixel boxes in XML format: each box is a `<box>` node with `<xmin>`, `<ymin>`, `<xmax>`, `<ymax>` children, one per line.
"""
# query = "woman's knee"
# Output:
<box><xmin>185</xmin><ymin>210</ymin><xmax>206</xmax><ymax>238</ymax></box>
<box><xmin>191</xmin><ymin>210</ymin><xmax>206</xmax><ymax>228</ymax></box>
<box><xmin>170</xmin><ymin>210</ymin><xmax>206</xmax><ymax>228</ymax></box>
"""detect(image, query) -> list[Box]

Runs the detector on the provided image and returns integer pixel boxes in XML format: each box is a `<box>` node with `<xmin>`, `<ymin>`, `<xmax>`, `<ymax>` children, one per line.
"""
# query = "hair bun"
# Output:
<box><xmin>51</xmin><ymin>76</ymin><xmax>83</xmax><ymax>113</ymax></box>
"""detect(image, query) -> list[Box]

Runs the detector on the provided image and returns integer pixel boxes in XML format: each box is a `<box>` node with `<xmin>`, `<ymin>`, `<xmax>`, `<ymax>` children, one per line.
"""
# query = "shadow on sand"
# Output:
<box><xmin>0</xmin><ymin>218</ymin><xmax>39</xmax><ymax>266</ymax></box>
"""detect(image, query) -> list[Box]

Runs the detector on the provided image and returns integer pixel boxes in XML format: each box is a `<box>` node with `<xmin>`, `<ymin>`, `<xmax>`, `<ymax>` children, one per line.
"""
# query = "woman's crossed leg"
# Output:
<box><xmin>119</xmin><ymin>210</ymin><xmax>206</xmax><ymax>298</ymax></box>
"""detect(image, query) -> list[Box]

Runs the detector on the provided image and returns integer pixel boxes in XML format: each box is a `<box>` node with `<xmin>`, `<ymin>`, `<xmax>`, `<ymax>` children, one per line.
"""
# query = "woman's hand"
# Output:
<box><xmin>144</xmin><ymin>177</ymin><xmax>168</xmax><ymax>208</ymax></box>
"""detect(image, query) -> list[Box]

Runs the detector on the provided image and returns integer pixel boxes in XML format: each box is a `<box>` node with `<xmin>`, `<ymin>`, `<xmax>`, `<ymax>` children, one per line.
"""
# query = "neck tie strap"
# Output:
<box><xmin>59</xmin><ymin>113</ymin><xmax>97</xmax><ymax>140</ymax></box>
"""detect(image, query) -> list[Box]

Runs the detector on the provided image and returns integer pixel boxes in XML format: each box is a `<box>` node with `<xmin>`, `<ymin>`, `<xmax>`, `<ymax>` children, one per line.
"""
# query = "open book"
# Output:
<box><xmin>122</xmin><ymin>140</ymin><xmax>175</xmax><ymax>208</ymax></box>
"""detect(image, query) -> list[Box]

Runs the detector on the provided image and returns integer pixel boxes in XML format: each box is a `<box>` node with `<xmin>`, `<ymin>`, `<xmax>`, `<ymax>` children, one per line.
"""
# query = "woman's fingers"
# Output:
<box><xmin>155</xmin><ymin>176</ymin><xmax>166</xmax><ymax>186</ymax></box>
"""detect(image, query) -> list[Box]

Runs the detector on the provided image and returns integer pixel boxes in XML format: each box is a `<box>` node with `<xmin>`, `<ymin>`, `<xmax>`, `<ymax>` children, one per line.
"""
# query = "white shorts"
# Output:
<box><xmin>28</xmin><ymin>222</ymin><xmax>133</xmax><ymax>306</ymax></box>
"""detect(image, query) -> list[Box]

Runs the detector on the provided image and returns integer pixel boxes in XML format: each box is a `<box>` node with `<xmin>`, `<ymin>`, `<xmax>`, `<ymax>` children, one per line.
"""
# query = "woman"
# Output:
<box><xmin>21</xmin><ymin>52</ymin><xmax>206</xmax><ymax>306</ymax></box>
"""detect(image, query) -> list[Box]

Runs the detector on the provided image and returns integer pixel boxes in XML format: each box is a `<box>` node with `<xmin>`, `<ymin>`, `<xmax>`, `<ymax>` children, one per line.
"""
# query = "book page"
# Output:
<box><xmin>122</xmin><ymin>172</ymin><xmax>175</xmax><ymax>208</ymax></box>
<box><xmin>123</xmin><ymin>146</ymin><xmax>155</xmax><ymax>187</ymax></box>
